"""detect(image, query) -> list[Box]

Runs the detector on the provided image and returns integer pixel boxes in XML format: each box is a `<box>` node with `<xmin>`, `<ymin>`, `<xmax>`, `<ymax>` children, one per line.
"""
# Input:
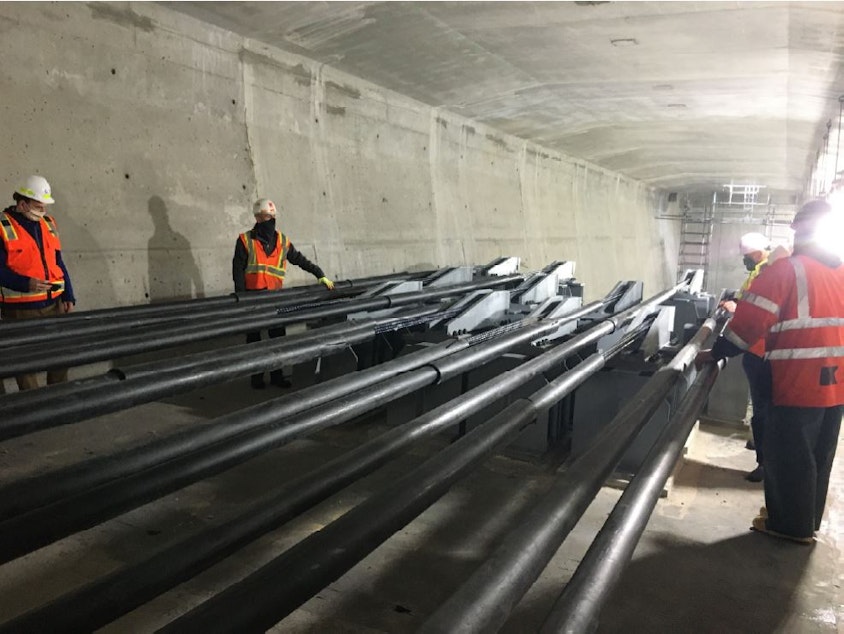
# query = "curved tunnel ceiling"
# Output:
<box><xmin>170</xmin><ymin>1</ymin><xmax>844</xmax><ymax>201</ymax></box>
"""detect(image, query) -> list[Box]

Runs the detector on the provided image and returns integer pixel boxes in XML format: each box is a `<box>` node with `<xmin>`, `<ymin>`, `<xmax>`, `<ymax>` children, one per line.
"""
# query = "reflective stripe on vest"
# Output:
<box><xmin>724</xmin><ymin>328</ymin><xmax>752</xmax><ymax>350</ymax></box>
<box><xmin>763</xmin><ymin>256</ymin><xmax>844</xmax><ymax>406</ymax></box>
<box><xmin>769</xmin><ymin>316</ymin><xmax>844</xmax><ymax>333</ymax></box>
<box><xmin>768</xmin><ymin>346</ymin><xmax>844</xmax><ymax>360</ymax></box>
<box><xmin>739</xmin><ymin>290</ymin><xmax>779</xmax><ymax>315</ymax></box>
<box><xmin>792</xmin><ymin>257</ymin><xmax>810</xmax><ymax>318</ymax></box>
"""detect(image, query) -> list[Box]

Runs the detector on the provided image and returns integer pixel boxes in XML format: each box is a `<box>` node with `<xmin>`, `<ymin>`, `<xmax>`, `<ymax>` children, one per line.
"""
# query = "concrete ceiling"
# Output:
<box><xmin>171</xmin><ymin>1</ymin><xmax>844</xmax><ymax>201</ymax></box>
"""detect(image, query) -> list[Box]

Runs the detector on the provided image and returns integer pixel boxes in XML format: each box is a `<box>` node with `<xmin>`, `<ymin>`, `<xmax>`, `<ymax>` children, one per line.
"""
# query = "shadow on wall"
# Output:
<box><xmin>147</xmin><ymin>195</ymin><xmax>205</xmax><ymax>303</ymax></box>
<box><xmin>53</xmin><ymin>189</ymin><xmax>118</xmax><ymax>310</ymax></box>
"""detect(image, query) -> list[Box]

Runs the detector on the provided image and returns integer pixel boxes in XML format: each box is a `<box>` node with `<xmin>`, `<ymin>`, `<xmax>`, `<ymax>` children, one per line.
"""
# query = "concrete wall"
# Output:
<box><xmin>0</xmin><ymin>2</ymin><xmax>678</xmax><ymax>310</ymax></box>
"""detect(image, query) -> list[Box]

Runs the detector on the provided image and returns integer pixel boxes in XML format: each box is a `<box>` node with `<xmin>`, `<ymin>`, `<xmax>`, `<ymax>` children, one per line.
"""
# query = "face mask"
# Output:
<box><xmin>743</xmin><ymin>255</ymin><xmax>757</xmax><ymax>271</ymax></box>
<box><xmin>21</xmin><ymin>204</ymin><xmax>46</xmax><ymax>221</ymax></box>
<box><xmin>254</xmin><ymin>217</ymin><xmax>276</xmax><ymax>238</ymax></box>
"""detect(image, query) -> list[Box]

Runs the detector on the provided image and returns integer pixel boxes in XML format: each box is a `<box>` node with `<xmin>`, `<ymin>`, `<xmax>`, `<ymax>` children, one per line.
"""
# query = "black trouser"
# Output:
<box><xmin>246</xmin><ymin>326</ymin><xmax>287</xmax><ymax>383</ymax></box>
<box><xmin>742</xmin><ymin>353</ymin><xmax>772</xmax><ymax>465</ymax></box>
<box><xmin>764</xmin><ymin>404</ymin><xmax>842</xmax><ymax>538</ymax></box>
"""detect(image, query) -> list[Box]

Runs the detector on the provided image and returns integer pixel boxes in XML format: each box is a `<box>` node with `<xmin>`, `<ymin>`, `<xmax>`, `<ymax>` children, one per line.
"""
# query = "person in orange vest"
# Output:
<box><xmin>0</xmin><ymin>175</ymin><xmax>76</xmax><ymax>391</ymax></box>
<box><xmin>720</xmin><ymin>232</ymin><xmax>789</xmax><ymax>482</ymax></box>
<box><xmin>696</xmin><ymin>199</ymin><xmax>844</xmax><ymax>544</ymax></box>
<box><xmin>232</xmin><ymin>197</ymin><xmax>334</xmax><ymax>389</ymax></box>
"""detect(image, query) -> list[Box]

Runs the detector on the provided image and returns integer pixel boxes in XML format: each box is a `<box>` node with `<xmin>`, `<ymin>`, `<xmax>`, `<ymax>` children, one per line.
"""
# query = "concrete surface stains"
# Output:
<box><xmin>526</xmin><ymin>148</ymin><xmax>552</xmax><ymax>160</ymax></box>
<box><xmin>486</xmin><ymin>134</ymin><xmax>510</xmax><ymax>151</ymax></box>
<box><xmin>325</xmin><ymin>80</ymin><xmax>361</xmax><ymax>100</ymax></box>
<box><xmin>88</xmin><ymin>3</ymin><xmax>154</xmax><ymax>32</ymax></box>
<box><xmin>239</xmin><ymin>49</ymin><xmax>313</xmax><ymax>85</ymax></box>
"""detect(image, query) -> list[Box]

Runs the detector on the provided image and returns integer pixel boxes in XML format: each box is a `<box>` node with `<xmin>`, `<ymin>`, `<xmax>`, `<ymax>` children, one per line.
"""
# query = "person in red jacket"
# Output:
<box><xmin>696</xmin><ymin>199</ymin><xmax>844</xmax><ymax>543</ymax></box>
<box><xmin>0</xmin><ymin>175</ymin><xmax>76</xmax><ymax>391</ymax></box>
<box><xmin>232</xmin><ymin>198</ymin><xmax>334</xmax><ymax>389</ymax></box>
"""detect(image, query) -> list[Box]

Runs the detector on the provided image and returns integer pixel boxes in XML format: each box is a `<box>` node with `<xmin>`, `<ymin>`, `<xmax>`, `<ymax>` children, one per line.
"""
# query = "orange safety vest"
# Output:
<box><xmin>735</xmin><ymin>257</ymin><xmax>768</xmax><ymax>358</ymax></box>
<box><xmin>724</xmin><ymin>255</ymin><xmax>844</xmax><ymax>407</ymax></box>
<box><xmin>0</xmin><ymin>211</ymin><xmax>65</xmax><ymax>303</ymax></box>
<box><xmin>239</xmin><ymin>230</ymin><xmax>290</xmax><ymax>291</ymax></box>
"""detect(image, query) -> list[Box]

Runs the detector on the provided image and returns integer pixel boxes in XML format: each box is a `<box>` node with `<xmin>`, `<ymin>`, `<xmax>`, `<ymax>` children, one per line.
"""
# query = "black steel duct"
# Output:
<box><xmin>0</xmin><ymin>316</ymin><xmax>564</xmax><ymax>519</ymax></box>
<box><xmin>0</xmin><ymin>274</ymin><xmax>522</xmax><ymax>376</ymax></box>
<box><xmin>155</xmin><ymin>323</ymin><xmax>652</xmax><ymax>633</ymax></box>
<box><xmin>0</xmin><ymin>285</ymin><xmax>362</xmax><ymax>349</ymax></box>
<box><xmin>0</xmin><ymin>270</ymin><xmax>423</xmax><ymax>342</ymax></box>
<box><xmin>416</xmin><ymin>316</ymin><xmax>715</xmax><ymax>634</ymax></box>
<box><xmin>0</xmin><ymin>293</ymin><xmax>637</xmax><ymax>632</ymax></box>
<box><xmin>538</xmin><ymin>325</ymin><xmax>725</xmax><ymax>634</ymax></box>
<box><xmin>0</xmin><ymin>301</ymin><xmax>462</xmax><ymax>442</ymax></box>
<box><xmin>0</xmin><ymin>306</ymin><xmax>581</xmax><ymax>565</ymax></box>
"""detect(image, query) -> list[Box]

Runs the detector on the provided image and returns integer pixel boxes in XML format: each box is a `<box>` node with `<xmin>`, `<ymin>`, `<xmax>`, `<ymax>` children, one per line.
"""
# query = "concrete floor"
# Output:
<box><xmin>0</xmin><ymin>375</ymin><xmax>841</xmax><ymax>633</ymax></box>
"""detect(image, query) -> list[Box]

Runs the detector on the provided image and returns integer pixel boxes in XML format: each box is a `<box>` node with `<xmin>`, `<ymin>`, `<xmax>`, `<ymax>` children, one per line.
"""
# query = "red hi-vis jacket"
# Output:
<box><xmin>239</xmin><ymin>230</ymin><xmax>290</xmax><ymax>291</ymax></box>
<box><xmin>0</xmin><ymin>211</ymin><xmax>65</xmax><ymax>303</ymax></box>
<box><xmin>723</xmin><ymin>254</ymin><xmax>844</xmax><ymax>407</ymax></box>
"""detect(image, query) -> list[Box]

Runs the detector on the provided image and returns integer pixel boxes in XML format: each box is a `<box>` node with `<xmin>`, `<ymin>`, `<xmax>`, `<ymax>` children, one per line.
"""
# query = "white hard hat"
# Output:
<box><xmin>15</xmin><ymin>175</ymin><xmax>55</xmax><ymax>205</ymax></box>
<box><xmin>253</xmin><ymin>198</ymin><xmax>277</xmax><ymax>216</ymax></box>
<box><xmin>739</xmin><ymin>232</ymin><xmax>769</xmax><ymax>255</ymax></box>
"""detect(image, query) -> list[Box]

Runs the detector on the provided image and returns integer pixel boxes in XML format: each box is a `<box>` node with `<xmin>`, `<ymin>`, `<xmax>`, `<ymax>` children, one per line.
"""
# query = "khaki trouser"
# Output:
<box><xmin>1</xmin><ymin>302</ymin><xmax>68</xmax><ymax>391</ymax></box>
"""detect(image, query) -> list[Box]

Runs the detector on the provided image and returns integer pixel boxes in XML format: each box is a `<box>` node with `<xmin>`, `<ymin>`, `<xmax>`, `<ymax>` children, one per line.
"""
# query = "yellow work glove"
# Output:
<box><xmin>319</xmin><ymin>276</ymin><xmax>335</xmax><ymax>290</ymax></box>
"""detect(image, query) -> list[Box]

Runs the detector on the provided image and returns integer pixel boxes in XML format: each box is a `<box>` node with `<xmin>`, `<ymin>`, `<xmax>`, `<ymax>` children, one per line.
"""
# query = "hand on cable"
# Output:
<box><xmin>718</xmin><ymin>300</ymin><xmax>737</xmax><ymax>314</ymax></box>
<box><xmin>319</xmin><ymin>276</ymin><xmax>335</xmax><ymax>291</ymax></box>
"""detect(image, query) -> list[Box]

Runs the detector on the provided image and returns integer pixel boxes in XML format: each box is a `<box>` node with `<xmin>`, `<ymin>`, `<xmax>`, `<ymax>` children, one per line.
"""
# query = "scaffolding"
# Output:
<box><xmin>672</xmin><ymin>184</ymin><xmax>795</xmax><ymax>287</ymax></box>
<box><xmin>714</xmin><ymin>182</ymin><xmax>768</xmax><ymax>210</ymax></box>
<box><xmin>676</xmin><ymin>205</ymin><xmax>713</xmax><ymax>285</ymax></box>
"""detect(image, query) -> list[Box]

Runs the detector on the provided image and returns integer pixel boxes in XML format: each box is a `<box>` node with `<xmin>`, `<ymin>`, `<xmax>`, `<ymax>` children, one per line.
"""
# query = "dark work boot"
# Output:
<box><xmin>745</xmin><ymin>439</ymin><xmax>756</xmax><ymax>451</ymax></box>
<box><xmin>745</xmin><ymin>465</ymin><xmax>764</xmax><ymax>482</ymax></box>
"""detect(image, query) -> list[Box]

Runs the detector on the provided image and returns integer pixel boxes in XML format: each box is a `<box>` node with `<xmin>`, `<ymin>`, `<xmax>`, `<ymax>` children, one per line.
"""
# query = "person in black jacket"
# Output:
<box><xmin>232</xmin><ymin>198</ymin><xmax>334</xmax><ymax>389</ymax></box>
